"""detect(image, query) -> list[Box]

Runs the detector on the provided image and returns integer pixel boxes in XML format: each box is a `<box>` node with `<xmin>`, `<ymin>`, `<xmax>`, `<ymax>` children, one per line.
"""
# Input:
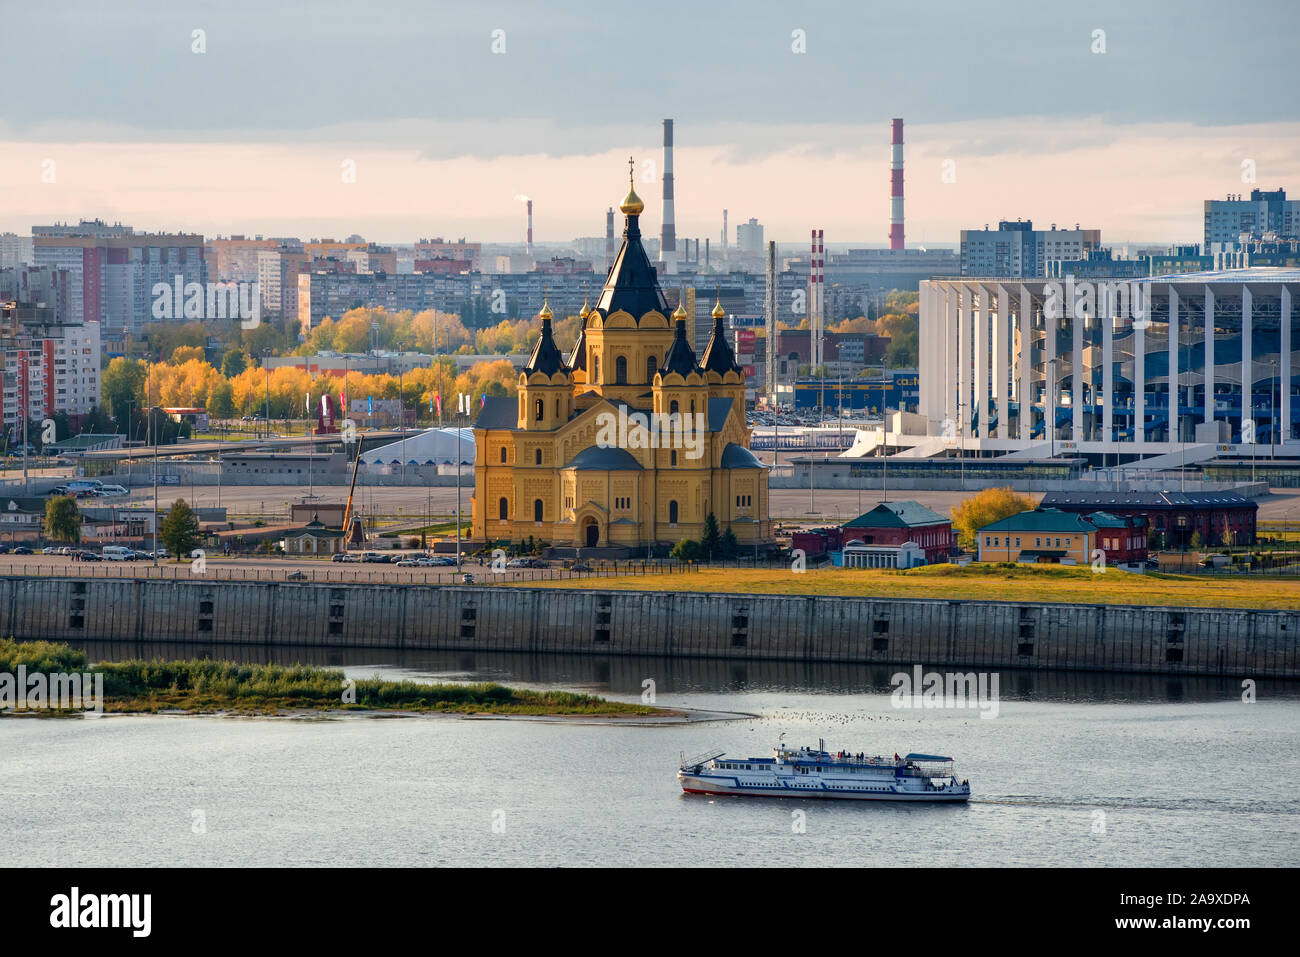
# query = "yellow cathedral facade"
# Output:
<box><xmin>470</xmin><ymin>165</ymin><xmax>771</xmax><ymax>553</ymax></box>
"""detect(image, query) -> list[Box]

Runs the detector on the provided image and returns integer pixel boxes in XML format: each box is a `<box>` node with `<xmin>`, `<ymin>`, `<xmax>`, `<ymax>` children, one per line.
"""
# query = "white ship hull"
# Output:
<box><xmin>677</xmin><ymin>772</ymin><xmax>970</xmax><ymax>802</ymax></box>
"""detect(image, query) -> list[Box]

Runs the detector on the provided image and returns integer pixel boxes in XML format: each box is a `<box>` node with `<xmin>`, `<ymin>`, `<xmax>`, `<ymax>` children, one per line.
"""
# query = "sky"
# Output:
<box><xmin>2</xmin><ymin>0</ymin><xmax>1298</xmax><ymax>246</ymax></box>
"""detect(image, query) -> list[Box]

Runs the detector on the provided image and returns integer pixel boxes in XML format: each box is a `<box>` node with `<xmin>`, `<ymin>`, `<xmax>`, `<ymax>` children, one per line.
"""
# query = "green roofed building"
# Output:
<box><xmin>842</xmin><ymin>500</ymin><xmax>953</xmax><ymax>564</ymax></box>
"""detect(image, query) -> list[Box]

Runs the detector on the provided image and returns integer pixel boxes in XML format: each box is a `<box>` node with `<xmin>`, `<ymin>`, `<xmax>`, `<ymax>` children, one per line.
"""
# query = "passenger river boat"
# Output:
<box><xmin>677</xmin><ymin>738</ymin><xmax>971</xmax><ymax>802</ymax></box>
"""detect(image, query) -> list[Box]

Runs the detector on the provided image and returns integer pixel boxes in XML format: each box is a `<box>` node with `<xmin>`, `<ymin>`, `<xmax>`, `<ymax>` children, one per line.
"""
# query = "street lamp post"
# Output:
<box><xmin>262</xmin><ymin>349</ymin><xmax>272</xmax><ymax>440</ymax></box>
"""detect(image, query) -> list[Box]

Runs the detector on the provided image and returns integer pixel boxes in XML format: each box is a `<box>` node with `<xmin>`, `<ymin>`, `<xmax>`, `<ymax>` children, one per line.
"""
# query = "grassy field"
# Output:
<box><xmin>517</xmin><ymin>563</ymin><xmax>1299</xmax><ymax>610</ymax></box>
<box><xmin>0</xmin><ymin>640</ymin><xmax>663</xmax><ymax>717</ymax></box>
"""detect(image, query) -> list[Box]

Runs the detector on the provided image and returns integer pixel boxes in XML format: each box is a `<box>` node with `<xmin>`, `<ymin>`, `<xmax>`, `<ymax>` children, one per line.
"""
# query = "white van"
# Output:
<box><xmin>102</xmin><ymin>546</ymin><xmax>133</xmax><ymax>561</ymax></box>
<box><xmin>96</xmin><ymin>485</ymin><xmax>129</xmax><ymax>498</ymax></box>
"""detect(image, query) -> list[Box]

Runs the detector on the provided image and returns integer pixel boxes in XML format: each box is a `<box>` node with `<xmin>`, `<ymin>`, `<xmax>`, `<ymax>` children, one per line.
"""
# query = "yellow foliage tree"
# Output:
<box><xmin>951</xmin><ymin>487</ymin><xmax>1037</xmax><ymax>552</ymax></box>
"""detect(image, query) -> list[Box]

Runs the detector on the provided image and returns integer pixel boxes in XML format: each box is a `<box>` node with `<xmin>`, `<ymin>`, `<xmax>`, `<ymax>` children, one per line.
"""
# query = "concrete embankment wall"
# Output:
<box><xmin>2</xmin><ymin>576</ymin><xmax>1295</xmax><ymax>677</ymax></box>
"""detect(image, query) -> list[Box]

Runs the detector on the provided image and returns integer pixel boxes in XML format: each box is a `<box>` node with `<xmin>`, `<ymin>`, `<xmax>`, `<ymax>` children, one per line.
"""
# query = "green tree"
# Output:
<box><xmin>44</xmin><ymin>496</ymin><xmax>81</xmax><ymax>543</ymax></box>
<box><xmin>671</xmin><ymin>539</ymin><xmax>702</xmax><ymax>562</ymax></box>
<box><xmin>220</xmin><ymin>348</ymin><xmax>248</xmax><ymax>378</ymax></box>
<box><xmin>159</xmin><ymin>499</ymin><xmax>202</xmax><ymax>560</ymax></box>
<box><xmin>720</xmin><ymin>527</ymin><xmax>739</xmax><ymax>559</ymax></box>
<box><xmin>701</xmin><ymin>513</ymin><xmax>721</xmax><ymax>560</ymax></box>
<box><xmin>101</xmin><ymin>357</ymin><xmax>148</xmax><ymax>420</ymax></box>
<box><xmin>208</xmin><ymin>380</ymin><xmax>236</xmax><ymax>418</ymax></box>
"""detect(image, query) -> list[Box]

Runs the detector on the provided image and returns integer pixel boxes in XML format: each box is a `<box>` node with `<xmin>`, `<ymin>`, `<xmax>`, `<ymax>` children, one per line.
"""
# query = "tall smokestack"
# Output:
<box><xmin>890</xmin><ymin>118</ymin><xmax>904</xmax><ymax>250</ymax></box>
<box><xmin>605</xmin><ymin>207</ymin><xmax>615</xmax><ymax>272</ymax></box>
<box><xmin>526</xmin><ymin>199</ymin><xmax>534</xmax><ymax>256</ymax></box>
<box><xmin>659</xmin><ymin>118</ymin><xmax>677</xmax><ymax>275</ymax></box>
<box><xmin>722</xmin><ymin>209</ymin><xmax>728</xmax><ymax>259</ymax></box>
<box><xmin>810</xmin><ymin>229</ymin><xmax>825</xmax><ymax>370</ymax></box>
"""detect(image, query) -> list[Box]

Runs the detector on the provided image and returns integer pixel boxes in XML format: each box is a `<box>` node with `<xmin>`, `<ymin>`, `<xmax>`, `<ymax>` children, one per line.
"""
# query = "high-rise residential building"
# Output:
<box><xmin>960</xmin><ymin>220</ymin><xmax>1101</xmax><ymax>277</ymax></box>
<box><xmin>1204</xmin><ymin>188</ymin><xmax>1300</xmax><ymax>248</ymax></box>
<box><xmin>257</xmin><ymin>241</ymin><xmax>309</xmax><ymax>320</ymax></box>
<box><xmin>0</xmin><ymin>233</ymin><xmax>34</xmax><ymax>270</ymax></box>
<box><xmin>2</xmin><ymin>302</ymin><xmax>101</xmax><ymax>436</ymax></box>
<box><xmin>415</xmin><ymin>238</ymin><xmax>482</xmax><ymax>271</ymax></box>
<box><xmin>32</xmin><ymin>225</ymin><xmax>205</xmax><ymax>337</ymax></box>
<box><xmin>207</xmin><ymin>235</ymin><xmax>277</xmax><ymax>282</ymax></box>
<box><xmin>736</xmin><ymin>218</ymin><xmax>764</xmax><ymax>254</ymax></box>
<box><xmin>0</xmin><ymin>265</ymin><xmax>72</xmax><ymax>322</ymax></box>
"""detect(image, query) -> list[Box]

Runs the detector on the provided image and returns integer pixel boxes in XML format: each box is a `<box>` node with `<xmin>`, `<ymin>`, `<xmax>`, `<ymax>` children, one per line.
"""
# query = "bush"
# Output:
<box><xmin>671</xmin><ymin>539</ymin><xmax>703</xmax><ymax>562</ymax></box>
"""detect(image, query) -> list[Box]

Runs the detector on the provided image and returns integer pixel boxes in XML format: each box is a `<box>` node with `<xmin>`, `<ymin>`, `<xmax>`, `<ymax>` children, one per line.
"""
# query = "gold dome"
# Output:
<box><xmin>712</xmin><ymin>297</ymin><xmax>726</xmax><ymax>320</ymax></box>
<box><xmin>538</xmin><ymin>298</ymin><xmax>552</xmax><ymax>321</ymax></box>
<box><xmin>620</xmin><ymin>186</ymin><xmax>644</xmax><ymax>216</ymax></box>
<box><xmin>620</xmin><ymin>155</ymin><xmax>644</xmax><ymax>216</ymax></box>
<box><xmin>672</xmin><ymin>301</ymin><xmax>688</xmax><ymax>320</ymax></box>
<box><xmin>579</xmin><ymin>296</ymin><xmax>590</xmax><ymax>319</ymax></box>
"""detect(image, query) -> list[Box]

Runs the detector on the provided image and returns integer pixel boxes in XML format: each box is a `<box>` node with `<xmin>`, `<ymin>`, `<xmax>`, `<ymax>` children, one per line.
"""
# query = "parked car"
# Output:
<box><xmin>462</xmin><ymin>573</ymin><xmax>475</xmax><ymax>584</ymax></box>
<box><xmin>12</xmin><ymin>546</ymin><xmax>33</xmax><ymax>555</ymax></box>
<box><xmin>395</xmin><ymin>558</ymin><xmax>419</xmax><ymax>567</ymax></box>
<box><xmin>570</xmin><ymin>562</ymin><xmax>592</xmax><ymax>572</ymax></box>
<box><xmin>331</xmin><ymin>553</ymin><xmax>358</xmax><ymax>563</ymax></box>
<box><xmin>77</xmin><ymin>550</ymin><xmax>102</xmax><ymax>562</ymax></box>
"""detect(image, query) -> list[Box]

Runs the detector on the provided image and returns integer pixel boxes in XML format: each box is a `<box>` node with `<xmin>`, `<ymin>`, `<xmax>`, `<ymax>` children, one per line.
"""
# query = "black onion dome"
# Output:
<box><xmin>659</xmin><ymin>318</ymin><xmax>700</xmax><ymax>378</ymax></box>
<box><xmin>523</xmin><ymin>312</ymin><xmax>568</xmax><ymax>377</ymax></box>
<box><xmin>701</xmin><ymin>308</ymin><xmax>743</xmax><ymax>375</ymax></box>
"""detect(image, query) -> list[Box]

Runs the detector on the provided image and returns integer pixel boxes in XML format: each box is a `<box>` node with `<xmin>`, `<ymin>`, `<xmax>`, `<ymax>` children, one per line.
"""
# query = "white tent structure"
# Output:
<box><xmin>360</xmin><ymin>427</ymin><xmax>475</xmax><ymax>466</ymax></box>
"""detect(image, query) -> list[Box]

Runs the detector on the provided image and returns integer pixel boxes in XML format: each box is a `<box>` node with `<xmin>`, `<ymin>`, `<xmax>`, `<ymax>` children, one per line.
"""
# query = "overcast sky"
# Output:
<box><xmin>3</xmin><ymin>0</ymin><xmax>1298</xmax><ymax>245</ymax></box>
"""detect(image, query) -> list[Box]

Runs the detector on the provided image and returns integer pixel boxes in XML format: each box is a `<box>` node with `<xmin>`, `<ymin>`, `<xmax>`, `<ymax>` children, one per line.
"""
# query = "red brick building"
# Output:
<box><xmin>1040</xmin><ymin>491</ymin><xmax>1257</xmax><ymax>548</ymax></box>
<box><xmin>842</xmin><ymin>500</ymin><xmax>953</xmax><ymax>565</ymax></box>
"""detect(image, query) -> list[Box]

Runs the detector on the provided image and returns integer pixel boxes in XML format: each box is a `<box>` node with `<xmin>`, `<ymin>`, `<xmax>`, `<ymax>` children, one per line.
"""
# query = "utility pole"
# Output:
<box><xmin>152</xmin><ymin>408</ymin><xmax>159</xmax><ymax>566</ymax></box>
<box><xmin>455</xmin><ymin>394</ymin><xmax>463</xmax><ymax>570</ymax></box>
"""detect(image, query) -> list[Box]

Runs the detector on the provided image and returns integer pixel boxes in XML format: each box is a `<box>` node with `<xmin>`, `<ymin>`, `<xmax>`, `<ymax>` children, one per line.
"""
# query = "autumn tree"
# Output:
<box><xmin>951</xmin><ymin>487</ymin><xmax>1037</xmax><ymax>552</ymax></box>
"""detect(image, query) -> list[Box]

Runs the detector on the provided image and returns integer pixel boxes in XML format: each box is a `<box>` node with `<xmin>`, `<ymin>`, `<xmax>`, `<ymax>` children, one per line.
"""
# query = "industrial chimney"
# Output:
<box><xmin>605</xmin><ymin>207</ymin><xmax>615</xmax><ymax>272</ymax></box>
<box><xmin>659</xmin><ymin>119</ymin><xmax>677</xmax><ymax>275</ymax></box>
<box><xmin>722</xmin><ymin>209</ymin><xmax>728</xmax><ymax>260</ymax></box>
<box><xmin>889</xmin><ymin>118</ymin><xmax>904</xmax><ymax>250</ymax></box>
<box><xmin>526</xmin><ymin>199</ymin><xmax>534</xmax><ymax>257</ymax></box>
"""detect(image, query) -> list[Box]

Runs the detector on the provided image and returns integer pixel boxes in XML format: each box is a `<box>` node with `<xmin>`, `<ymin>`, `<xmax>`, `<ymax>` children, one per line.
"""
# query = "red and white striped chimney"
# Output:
<box><xmin>889</xmin><ymin>118</ymin><xmax>904</xmax><ymax>250</ymax></box>
<box><xmin>526</xmin><ymin>199</ymin><xmax>534</xmax><ymax>256</ymax></box>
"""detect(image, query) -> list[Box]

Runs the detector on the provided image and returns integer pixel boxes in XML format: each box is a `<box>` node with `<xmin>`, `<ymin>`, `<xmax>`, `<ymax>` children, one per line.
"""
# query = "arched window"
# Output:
<box><xmin>669</xmin><ymin>500</ymin><xmax>679</xmax><ymax>525</ymax></box>
<box><xmin>534</xmin><ymin>499</ymin><xmax>544</xmax><ymax>522</ymax></box>
<box><xmin>646</xmin><ymin>356</ymin><xmax>657</xmax><ymax>382</ymax></box>
<box><xmin>593</xmin><ymin>356</ymin><xmax>600</xmax><ymax>383</ymax></box>
<box><xmin>670</xmin><ymin>399</ymin><xmax>679</xmax><ymax>415</ymax></box>
<box><xmin>615</xmin><ymin>355</ymin><xmax>627</xmax><ymax>384</ymax></box>
<box><xmin>500</xmin><ymin>447</ymin><xmax>507</xmax><ymax>463</ymax></box>
<box><xmin>670</xmin><ymin>450</ymin><xmax>677</xmax><ymax>467</ymax></box>
<box><xmin>534</xmin><ymin>398</ymin><xmax>543</xmax><ymax>422</ymax></box>
<box><xmin>555</xmin><ymin>398</ymin><xmax>560</xmax><ymax>419</ymax></box>
<box><xmin>498</xmin><ymin>497</ymin><xmax>509</xmax><ymax>520</ymax></box>
<box><xmin>534</xmin><ymin>448</ymin><xmax>542</xmax><ymax>465</ymax></box>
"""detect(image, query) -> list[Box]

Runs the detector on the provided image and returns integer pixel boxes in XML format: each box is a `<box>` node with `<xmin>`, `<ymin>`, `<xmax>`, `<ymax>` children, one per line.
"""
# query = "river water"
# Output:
<box><xmin>2</xmin><ymin>643</ymin><xmax>1297</xmax><ymax>867</ymax></box>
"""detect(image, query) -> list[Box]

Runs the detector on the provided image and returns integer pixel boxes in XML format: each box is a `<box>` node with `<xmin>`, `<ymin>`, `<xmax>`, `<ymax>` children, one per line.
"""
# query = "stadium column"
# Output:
<box><xmin>1283</xmin><ymin>286</ymin><xmax>1293</xmax><ymax>446</ymax></box>
<box><xmin>1019</xmin><ymin>285</ymin><xmax>1033</xmax><ymax>442</ymax></box>
<box><xmin>1134</xmin><ymin>299</ymin><xmax>1146</xmax><ymax>446</ymax></box>
<box><xmin>946</xmin><ymin>284</ymin><xmax>958</xmax><ymax>430</ymax></box>
<box><xmin>1046</xmin><ymin>287</ymin><xmax>1057</xmax><ymax>446</ymax></box>
<box><xmin>1072</xmin><ymin>286</ymin><xmax>1084</xmax><ymax>442</ymax></box>
<box><xmin>1204</xmin><ymin>288</ymin><xmax>1215</xmax><ymax>426</ymax></box>
<box><xmin>1102</xmin><ymin>286</ymin><xmax>1113</xmax><ymax>445</ymax></box>
<box><xmin>1168</xmin><ymin>287</ymin><xmax>1179</xmax><ymax>446</ymax></box>
<box><xmin>957</xmin><ymin>285</ymin><xmax>969</xmax><ymax>440</ymax></box>
<box><xmin>1242</xmin><ymin>286</ymin><xmax>1253</xmax><ymax>444</ymax></box>
<box><xmin>996</xmin><ymin>285</ymin><xmax>1010</xmax><ymax>440</ymax></box>
<box><xmin>976</xmin><ymin>285</ymin><xmax>989</xmax><ymax>440</ymax></box>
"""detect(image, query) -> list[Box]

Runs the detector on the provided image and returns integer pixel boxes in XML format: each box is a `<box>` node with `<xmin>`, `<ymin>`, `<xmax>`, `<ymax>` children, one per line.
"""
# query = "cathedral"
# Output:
<box><xmin>470</xmin><ymin>164</ymin><xmax>770</xmax><ymax>553</ymax></box>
